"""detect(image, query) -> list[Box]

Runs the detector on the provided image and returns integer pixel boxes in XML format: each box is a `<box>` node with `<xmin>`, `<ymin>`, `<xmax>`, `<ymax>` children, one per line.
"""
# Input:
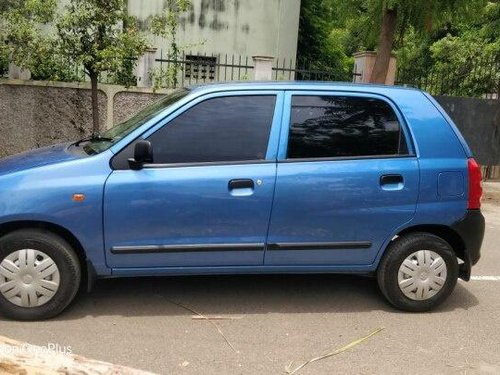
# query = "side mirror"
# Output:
<box><xmin>128</xmin><ymin>140</ymin><xmax>153</xmax><ymax>170</ymax></box>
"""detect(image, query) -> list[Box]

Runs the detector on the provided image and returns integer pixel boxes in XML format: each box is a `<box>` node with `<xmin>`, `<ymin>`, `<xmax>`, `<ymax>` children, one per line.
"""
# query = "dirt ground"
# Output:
<box><xmin>483</xmin><ymin>181</ymin><xmax>500</xmax><ymax>206</ymax></box>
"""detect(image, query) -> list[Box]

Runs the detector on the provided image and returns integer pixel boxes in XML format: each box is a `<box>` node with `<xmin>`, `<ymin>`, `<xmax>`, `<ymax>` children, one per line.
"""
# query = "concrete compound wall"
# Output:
<box><xmin>0</xmin><ymin>83</ymin><xmax>106</xmax><ymax>157</ymax></box>
<box><xmin>0</xmin><ymin>80</ymin><xmax>498</xmax><ymax>178</ymax></box>
<box><xmin>0</xmin><ymin>80</ymin><xmax>167</xmax><ymax>158</ymax></box>
<box><xmin>435</xmin><ymin>96</ymin><xmax>500</xmax><ymax>167</ymax></box>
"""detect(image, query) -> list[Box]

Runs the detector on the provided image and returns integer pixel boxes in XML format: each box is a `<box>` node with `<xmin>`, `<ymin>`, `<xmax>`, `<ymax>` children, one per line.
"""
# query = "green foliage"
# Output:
<box><xmin>150</xmin><ymin>0</ymin><xmax>191</xmax><ymax>41</ymax></box>
<box><xmin>425</xmin><ymin>32</ymin><xmax>498</xmax><ymax>96</ymax></box>
<box><xmin>297</xmin><ymin>0</ymin><xmax>478</xmax><ymax>77</ymax></box>
<box><xmin>0</xmin><ymin>0</ymin><xmax>58</xmax><ymax>75</ymax></box>
<box><xmin>149</xmin><ymin>0</ymin><xmax>192</xmax><ymax>89</ymax></box>
<box><xmin>394</xmin><ymin>27</ymin><xmax>432</xmax><ymax>79</ymax></box>
<box><xmin>397</xmin><ymin>1</ymin><xmax>499</xmax><ymax>96</ymax></box>
<box><xmin>297</xmin><ymin>0</ymin><xmax>355</xmax><ymax>80</ymax></box>
<box><xmin>0</xmin><ymin>51</ymin><xmax>7</xmax><ymax>76</ymax></box>
<box><xmin>480</xmin><ymin>1</ymin><xmax>500</xmax><ymax>52</ymax></box>
<box><xmin>297</xmin><ymin>0</ymin><xmax>332</xmax><ymax>65</ymax></box>
<box><xmin>27</xmin><ymin>38</ymin><xmax>82</xmax><ymax>81</ymax></box>
<box><xmin>109</xmin><ymin>57</ymin><xmax>137</xmax><ymax>87</ymax></box>
<box><xmin>56</xmin><ymin>0</ymin><xmax>146</xmax><ymax>79</ymax></box>
<box><xmin>0</xmin><ymin>0</ymin><xmax>135</xmax><ymax>81</ymax></box>
<box><xmin>298</xmin><ymin>0</ymin><xmax>497</xmax><ymax>96</ymax></box>
<box><xmin>0</xmin><ymin>29</ymin><xmax>8</xmax><ymax>75</ymax></box>
<box><xmin>1</xmin><ymin>0</ymin><xmax>192</xmax><ymax>88</ymax></box>
<box><xmin>149</xmin><ymin>64</ymin><xmax>177</xmax><ymax>91</ymax></box>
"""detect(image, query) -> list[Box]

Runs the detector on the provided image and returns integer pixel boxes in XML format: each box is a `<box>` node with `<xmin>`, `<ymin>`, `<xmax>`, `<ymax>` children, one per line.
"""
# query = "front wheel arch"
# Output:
<box><xmin>0</xmin><ymin>220</ymin><xmax>88</xmax><ymax>288</ymax></box>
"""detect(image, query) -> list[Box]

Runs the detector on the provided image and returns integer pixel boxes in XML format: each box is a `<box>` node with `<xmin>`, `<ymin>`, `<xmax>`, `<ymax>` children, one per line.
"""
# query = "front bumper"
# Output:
<box><xmin>452</xmin><ymin>209</ymin><xmax>485</xmax><ymax>280</ymax></box>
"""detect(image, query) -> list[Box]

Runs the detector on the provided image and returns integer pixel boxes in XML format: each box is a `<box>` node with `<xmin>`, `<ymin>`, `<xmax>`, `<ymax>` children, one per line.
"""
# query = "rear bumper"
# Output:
<box><xmin>452</xmin><ymin>209</ymin><xmax>485</xmax><ymax>280</ymax></box>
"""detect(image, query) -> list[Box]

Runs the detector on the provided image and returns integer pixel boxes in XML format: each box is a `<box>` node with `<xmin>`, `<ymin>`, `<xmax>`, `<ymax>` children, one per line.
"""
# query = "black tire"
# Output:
<box><xmin>0</xmin><ymin>229</ymin><xmax>81</xmax><ymax>320</ymax></box>
<box><xmin>377</xmin><ymin>232</ymin><xmax>459</xmax><ymax>312</ymax></box>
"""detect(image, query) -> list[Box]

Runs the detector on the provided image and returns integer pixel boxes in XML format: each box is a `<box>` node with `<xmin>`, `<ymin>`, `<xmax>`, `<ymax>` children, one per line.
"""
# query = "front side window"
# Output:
<box><xmin>147</xmin><ymin>95</ymin><xmax>277</xmax><ymax>164</ymax></box>
<box><xmin>287</xmin><ymin>95</ymin><xmax>408</xmax><ymax>159</ymax></box>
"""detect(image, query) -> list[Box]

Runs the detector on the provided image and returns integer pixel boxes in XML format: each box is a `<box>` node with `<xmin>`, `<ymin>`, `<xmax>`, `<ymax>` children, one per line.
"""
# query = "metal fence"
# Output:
<box><xmin>152</xmin><ymin>51</ymin><xmax>356</xmax><ymax>88</ymax></box>
<box><xmin>273</xmin><ymin>58</ymin><xmax>356</xmax><ymax>82</ymax></box>
<box><xmin>12</xmin><ymin>50</ymin><xmax>357</xmax><ymax>88</ymax></box>
<box><xmin>154</xmin><ymin>51</ymin><xmax>254</xmax><ymax>88</ymax></box>
<box><xmin>396</xmin><ymin>54</ymin><xmax>500</xmax><ymax>99</ymax></box>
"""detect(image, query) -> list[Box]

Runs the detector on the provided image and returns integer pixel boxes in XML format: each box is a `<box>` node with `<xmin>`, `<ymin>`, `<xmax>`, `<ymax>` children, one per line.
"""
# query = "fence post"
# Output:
<box><xmin>136</xmin><ymin>47</ymin><xmax>157</xmax><ymax>87</ymax></box>
<box><xmin>352</xmin><ymin>51</ymin><xmax>396</xmax><ymax>84</ymax></box>
<box><xmin>252</xmin><ymin>56</ymin><xmax>274</xmax><ymax>81</ymax></box>
<box><xmin>8</xmin><ymin>62</ymin><xmax>31</xmax><ymax>80</ymax></box>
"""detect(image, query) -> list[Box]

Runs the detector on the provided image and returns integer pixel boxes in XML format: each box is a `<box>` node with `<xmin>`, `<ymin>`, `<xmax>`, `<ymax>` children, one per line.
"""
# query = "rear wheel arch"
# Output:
<box><xmin>387</xmin><ymin>224</ymin><xmax>470</xmax><ymax>280</ymax></box>
<box><xmin>393</xmin><ymin>225</ymin><xmax>465</xmax><ymax>262</ymax></box>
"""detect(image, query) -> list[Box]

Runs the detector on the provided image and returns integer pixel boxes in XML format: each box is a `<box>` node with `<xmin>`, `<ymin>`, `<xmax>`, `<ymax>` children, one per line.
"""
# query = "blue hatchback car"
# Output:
<box><xmin>0</xmin><ymin>82</ymin><xmax>485</xmax><ymax>320</ymax></box>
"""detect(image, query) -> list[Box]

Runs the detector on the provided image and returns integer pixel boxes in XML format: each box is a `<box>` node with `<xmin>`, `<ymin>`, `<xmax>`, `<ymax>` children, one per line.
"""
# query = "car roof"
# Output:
<box><xmin>189</xmin><ymin>81</ymin><xmax>423</xmax><ymax>95</ymax></box>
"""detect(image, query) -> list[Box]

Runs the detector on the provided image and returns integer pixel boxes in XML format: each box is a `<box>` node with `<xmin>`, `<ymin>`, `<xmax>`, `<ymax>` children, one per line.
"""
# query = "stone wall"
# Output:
<box><xmin>0</xmin><ymin>83</ymin><xmax>106</xmax><ymax>157</ymax></box>
<box><xmin>0</xmin><ymin>80</ymin><xmax>170</xmax><ymax>158</ymax></box>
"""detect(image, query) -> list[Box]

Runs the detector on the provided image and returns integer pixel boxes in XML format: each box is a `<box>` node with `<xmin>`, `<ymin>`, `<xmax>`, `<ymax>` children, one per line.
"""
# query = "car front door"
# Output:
<box><xmin>104</xmin><ymin>91</ymin><xmax>283</xmax><ymax>268</ymax></box>
<box><xmin>265</xmin><ymin>91</ymin><xmax>419</xmax><ymax>267</ymax></box>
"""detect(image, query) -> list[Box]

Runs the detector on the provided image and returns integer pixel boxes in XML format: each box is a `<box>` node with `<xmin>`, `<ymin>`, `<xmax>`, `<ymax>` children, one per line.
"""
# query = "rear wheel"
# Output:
<box><xmin>377</xmin><ymin>232</ymin><xmax>459</xmax><ymax>312</ymax></box>
<box><xmin>0</xmin><ymin>229</ymin><xmax>81</xmax><ymax>320</ymax></box>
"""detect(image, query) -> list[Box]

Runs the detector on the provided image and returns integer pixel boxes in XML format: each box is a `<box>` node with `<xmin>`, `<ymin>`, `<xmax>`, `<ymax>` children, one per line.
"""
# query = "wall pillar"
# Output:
<box><xmin>136</xmin><ymin>48</ymin><xmax>157</xmax><ymax>88</ymax></box>
<box><xmin>352</xmin><ymin>51</ymin><xmax>396</xmax><ymax>85</ymax></box>
<box><xmin>8</xmin><ymin>63</ymin><xmax>31</xmax><ymax>80</ymax></box>
<box><xmin>252</xmin><ymin>56</ymin><xmax>274</xmax><ymax>81</ymax></box>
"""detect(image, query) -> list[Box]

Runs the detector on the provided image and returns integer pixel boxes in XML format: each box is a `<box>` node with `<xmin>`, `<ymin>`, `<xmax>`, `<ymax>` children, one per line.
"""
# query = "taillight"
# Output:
<box><xmin>467</xmin><ymin>158</ymin><xmax>482</xmax><ymax>209</ymax></box>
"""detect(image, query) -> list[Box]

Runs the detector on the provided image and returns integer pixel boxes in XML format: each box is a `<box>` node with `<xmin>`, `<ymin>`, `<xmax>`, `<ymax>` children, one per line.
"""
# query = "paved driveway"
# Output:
<box><xmin>1</xmin><ymin>189</ymin><xmax>500</xmax><ymax>374</ymax></box>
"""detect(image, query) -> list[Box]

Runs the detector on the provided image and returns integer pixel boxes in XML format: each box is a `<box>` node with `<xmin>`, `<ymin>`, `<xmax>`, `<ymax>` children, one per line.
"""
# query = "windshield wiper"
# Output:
<box><xmin>73</xmin><ymin>134</ymin><xmax>113</xmax><ymax>146</ymax></box>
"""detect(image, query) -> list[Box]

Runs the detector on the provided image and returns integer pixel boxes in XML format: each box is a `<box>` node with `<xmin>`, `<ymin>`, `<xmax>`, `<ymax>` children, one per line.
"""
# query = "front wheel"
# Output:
<box><xmin>377</xmin><ymin>232</ymin><xmax>459</xmax><ymax>312</ymax></box>
<box><xmin>0</xmin><ymin>229</ymin><xmax>81</xmax><ymax>320</ymax></box>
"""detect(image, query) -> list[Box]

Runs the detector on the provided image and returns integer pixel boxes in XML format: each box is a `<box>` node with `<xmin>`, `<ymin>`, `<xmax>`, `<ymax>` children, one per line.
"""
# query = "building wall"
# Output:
<box><xmin>128</xmin><ymin>0</ymin><xmax>301</xmax><ymax>61</ymax></box>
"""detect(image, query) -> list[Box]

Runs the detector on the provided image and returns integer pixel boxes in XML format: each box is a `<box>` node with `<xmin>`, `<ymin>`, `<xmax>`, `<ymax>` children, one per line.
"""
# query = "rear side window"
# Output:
<box><xmin>147</xmin><ymin>95</ymin><xmax>276</xmax><ymax>164</ymax></box>
<box><xmin>287</xmin><ymin>95</ymin><xmax>408</xmax><ymax>159</ymax></box>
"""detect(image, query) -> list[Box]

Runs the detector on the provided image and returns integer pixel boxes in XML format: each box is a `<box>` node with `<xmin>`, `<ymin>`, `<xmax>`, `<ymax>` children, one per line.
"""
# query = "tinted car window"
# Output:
<box><xmin>287</xmin><ymin>96</ymin><xmax>408</xmax><ymax>159</ymax></box>
<box><xmin>147</xmin><ymin>95</ymin><xmax>276</xmax><ymax>164</ymax></box>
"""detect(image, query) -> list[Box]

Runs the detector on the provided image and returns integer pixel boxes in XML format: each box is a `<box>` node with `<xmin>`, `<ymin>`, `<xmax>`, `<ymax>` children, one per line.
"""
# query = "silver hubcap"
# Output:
<box><xmin>398</xmin><ymin>250</ymin><xmax>447</xmax><ymax>301</ymax></box>
<box><xmin>0</xmin><ymin>250</ymin><xmax>60</xmax><ymax>307</ymax></box>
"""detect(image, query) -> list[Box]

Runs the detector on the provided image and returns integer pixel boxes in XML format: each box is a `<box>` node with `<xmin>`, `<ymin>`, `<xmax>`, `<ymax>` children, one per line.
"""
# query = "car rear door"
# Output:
<box><xmin>265</xmin><ymin>91</ymin><xmax>419</xmax><ymax>266</ymax></box>
<box><xmin>104</xmin><ymin>91</ymin><xmax>283</xmax><ymax>268</ymax></box>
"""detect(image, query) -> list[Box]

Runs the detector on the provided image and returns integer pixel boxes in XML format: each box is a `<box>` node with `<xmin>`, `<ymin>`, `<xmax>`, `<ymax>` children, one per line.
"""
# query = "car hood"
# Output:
<box><xmin>0</xmin><ymin>143</ymin><xmax>81</xmax><ymax>176</ymax></box>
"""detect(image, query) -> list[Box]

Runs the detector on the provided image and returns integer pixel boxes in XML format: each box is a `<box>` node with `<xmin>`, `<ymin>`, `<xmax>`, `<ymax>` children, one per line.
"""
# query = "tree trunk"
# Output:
<box><xmin>370</xmin><ymin>7</ymin><xmax>397</xmax><ymax>84</ymax></box>
<box><xmin>90</xmin><ymin>71</ymin><xmax>100</xmax><ymax>135</ymax></box>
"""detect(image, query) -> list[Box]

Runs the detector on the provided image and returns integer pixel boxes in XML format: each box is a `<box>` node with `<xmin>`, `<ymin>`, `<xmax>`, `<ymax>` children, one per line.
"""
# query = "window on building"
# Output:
<box><xmin>287</xmin><ymin>95</ymin><xmax>408</xmax><ymax>159</ymax></box>
<box><xmin>147</xmin><ymin>95</ymin><xmax>277</xmax><ymax>164</ymax></box>
<box><xmin>185</xmin><ymin>55</ymin><xmax>217</xmax><ymax>81</ymax></box>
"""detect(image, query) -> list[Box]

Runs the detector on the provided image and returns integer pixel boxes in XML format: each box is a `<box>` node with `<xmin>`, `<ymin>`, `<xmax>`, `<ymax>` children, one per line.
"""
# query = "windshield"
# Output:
<box><xmin>79</xmin><ymin>88</ymin><xmax>190</xmax><ymax>155</ymax></box>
